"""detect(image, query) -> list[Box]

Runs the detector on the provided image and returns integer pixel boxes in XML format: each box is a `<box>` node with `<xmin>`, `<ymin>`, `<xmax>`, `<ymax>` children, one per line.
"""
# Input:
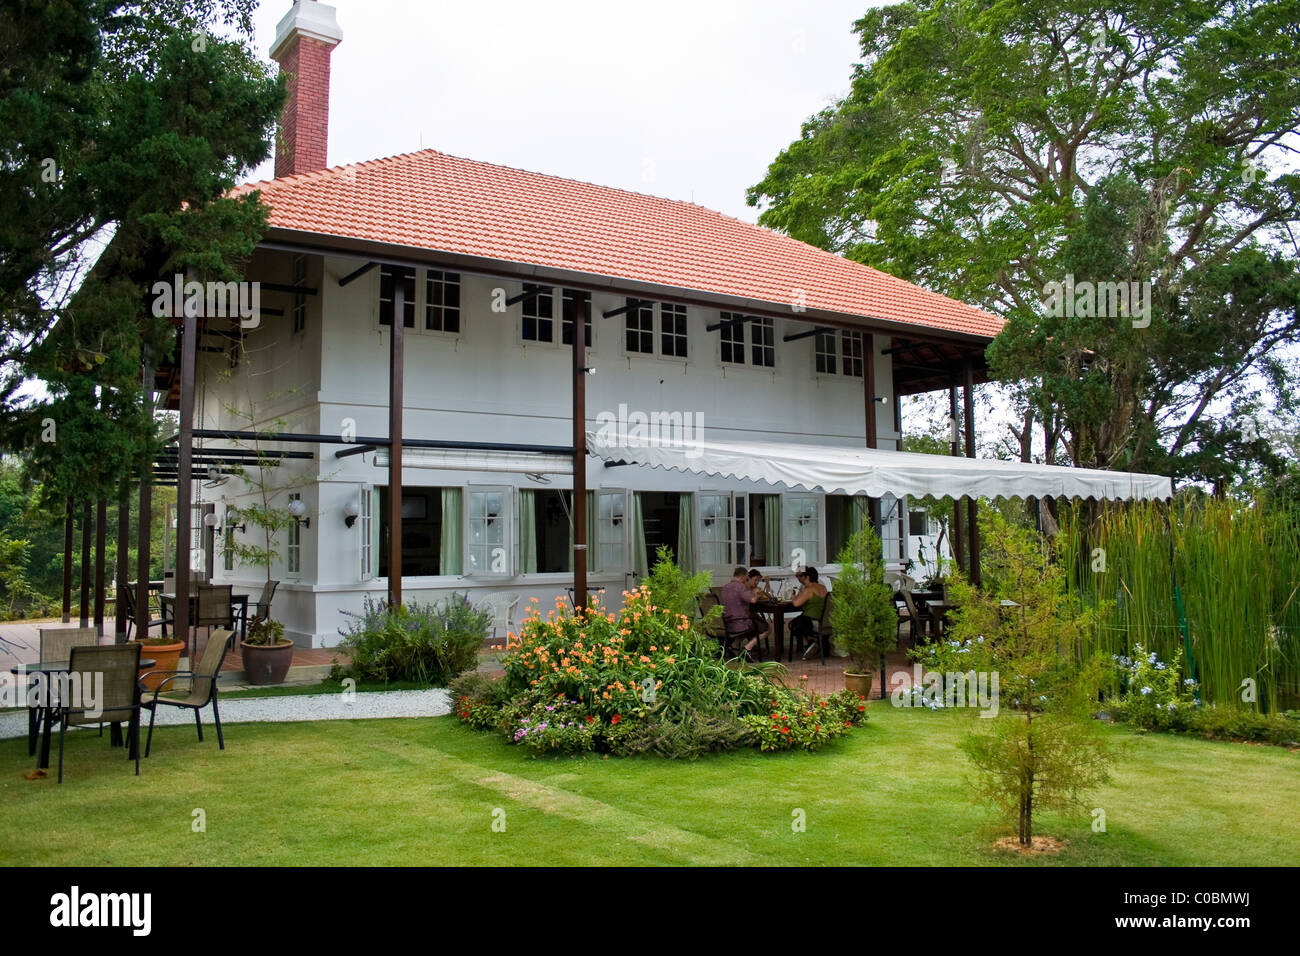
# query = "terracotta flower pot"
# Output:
<box><xmin>240</xmin><ymin>641</ymin><xmax>295</xmax><ymax>685</ymax></box>
<box><xmin>136</xmin><ymin>640</ymin><xmax>185</xmax><ymax>692</ymax></box>
<box><xmin>843</xmin><ymin>670</ymin><xmax>874</xmax><ymax>699</ymax></box>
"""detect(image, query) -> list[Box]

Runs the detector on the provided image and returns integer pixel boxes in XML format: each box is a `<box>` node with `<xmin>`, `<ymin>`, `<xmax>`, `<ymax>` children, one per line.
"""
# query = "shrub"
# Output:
<box><xmin>741</xmin><ymin>688</ymin><xmax>869</xmax><ymax>752</ymax></box>
<box><xmin>1110</xmin><ymin>644</ymin><xmax>1198</xmax><ymax>730</ymax></box>
<box><xmin>1186</xmin><ymin>706</ymin><xmax>1300</xmax><ymax>746</ymax></box>
<box><xmin>338</xmin><ymin>593</ymin><xmax>488</xmax><ymax>685</ymax></box>
<box><xmin>830</xmin><ymin>526</ymin><xmax>899</xmax><ymax>673</ymax></box>
<box><xmin>455</xmin><ymin>565</ymin><xmax>867</xmax><ymax>757</ymax></box>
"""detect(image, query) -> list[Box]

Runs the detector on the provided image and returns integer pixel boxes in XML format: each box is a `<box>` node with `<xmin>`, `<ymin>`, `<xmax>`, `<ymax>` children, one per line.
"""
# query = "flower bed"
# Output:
<box><xmin>452</xmin><ymin>584</ymin><xmax>867</xmax><ymax>758</ymax></box>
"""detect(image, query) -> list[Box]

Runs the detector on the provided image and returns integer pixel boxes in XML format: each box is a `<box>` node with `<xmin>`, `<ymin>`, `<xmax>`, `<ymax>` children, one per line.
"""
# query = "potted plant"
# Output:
<box><xmin>241</xmin><ymin>618</ymin><xmax>292</xmax><ymax>685</ymax></box>
<box><xmin>135</xmin><ymin>634</ymin><xmax>185</xmax><ymax>692</ymax></box>
<box><xmin>829</xmin><ymin>526</ymin><xmax>899</xmax><ymax>698</ymax></box>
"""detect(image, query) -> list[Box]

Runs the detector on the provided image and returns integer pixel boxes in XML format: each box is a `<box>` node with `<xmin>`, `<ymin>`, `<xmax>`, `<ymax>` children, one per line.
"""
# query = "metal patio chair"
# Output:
<box><xmin>141</xmin><ymin>628</ymin><xmax>236</xmax><ymax>756</ymax></box>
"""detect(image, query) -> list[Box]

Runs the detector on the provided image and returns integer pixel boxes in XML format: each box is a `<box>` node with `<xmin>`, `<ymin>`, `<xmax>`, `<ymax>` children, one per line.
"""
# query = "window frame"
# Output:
<box><xmin>463</xmin><ymin>484</ymin><xmax>513</xmax><ymax>578</ymax></box>
<box><xmin>696</xmin><ymin>491</ymin><xmax>747</xmax><ymax>570</ymax></box>
<box><xmin>424</xmin><ymin>269</ymin><xmax>461</xmax><ymax>334</ymax></box>
<box><xmin>360</xmin><ymin>485</ymin><xmax>376</xmax><ymax>581</ymax></box>
<box><xmin>378</xmin><ymin>266</ymin><xmax>462</xmax><ymax>338</ymax></box>
<box><xmin>286</xmin><ymin>493</ymin><xmax>302</xmax><ymax>575</ymax></box>
<box><xmin>718</xmin><ymin>312</ymin><xmax>775</xmax><ymax>368</ymax></box>
<box><xmin>780</xmin><ymin>492</ymin><xmax>823</xmax><ymax>569</ymax></box>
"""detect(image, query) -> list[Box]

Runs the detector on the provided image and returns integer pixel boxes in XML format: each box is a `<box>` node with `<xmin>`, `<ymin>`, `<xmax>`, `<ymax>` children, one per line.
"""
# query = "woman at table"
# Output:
<box><xmin>789</xmin><ymin>567</ymin><xmax>829</xmax><ymax>656</ymax></box>
<box><xmin>745</xmin><ymin>569</ymin><xmax>775</xmax><ymax>651</ymax></box>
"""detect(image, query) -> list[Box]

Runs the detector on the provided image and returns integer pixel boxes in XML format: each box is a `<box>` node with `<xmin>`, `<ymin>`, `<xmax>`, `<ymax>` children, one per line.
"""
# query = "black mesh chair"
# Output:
<box><xmin>54</xmin><ymin>643</ymin><xmax>143</xmax><ymax>783</ymax></box>
<box><xmin>141</xmin><ymin>628</ymin><xmax>236</xmax><ymax>756</ymax></box>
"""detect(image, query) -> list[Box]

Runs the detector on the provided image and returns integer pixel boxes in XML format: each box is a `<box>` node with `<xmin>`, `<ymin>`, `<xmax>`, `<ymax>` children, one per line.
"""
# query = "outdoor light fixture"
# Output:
<box><xmin>288</xmin><ymin>497</ymin><xmax>311</xmax><ymax>529</ymax></box>
<box><xmin>578</xmin><ymin>366</ymin><xmax>596</xmax><ymax>375</ymax></box>
<box><xmin>343</xmin><ymin>497</ymin><xmax>361</xmax><ymax>528</ymax></box>
<box><xmin>223</xmin><ymin>509</ymin><xmax>246</xmax><ymax>534</ymax></box>
<box><xmin>203</xmin><ymin>512</ymin><xmax>221</xmax><ymax>528</ymax></box>
<box><xmin>874</xmin><ymin>395</ymin><xmax>889</xmax><ymax>404</ymax></box>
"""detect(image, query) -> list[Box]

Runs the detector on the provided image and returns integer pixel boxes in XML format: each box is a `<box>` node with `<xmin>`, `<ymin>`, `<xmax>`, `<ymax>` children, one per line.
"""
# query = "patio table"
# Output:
<box><xmin>754</xmin><ymin>599</ymin><xmax>798</xmax><ymax>661</ymax></box>
<box><xmin>11</xmin><ymin>657</ymin><xmax>155</xmax><ymax>769</ymax></box>
<box><xmin>160</xmin><ymin>591</ymin><xmax>250</xmax><ymax>641</ymax></box>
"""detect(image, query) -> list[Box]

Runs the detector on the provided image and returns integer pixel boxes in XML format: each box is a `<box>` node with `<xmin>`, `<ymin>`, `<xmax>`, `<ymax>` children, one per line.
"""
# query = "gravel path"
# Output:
<box><xmin>0</xmin><ymin>688</ymin><xmax>452</xmax><ymax>741</ymax></box>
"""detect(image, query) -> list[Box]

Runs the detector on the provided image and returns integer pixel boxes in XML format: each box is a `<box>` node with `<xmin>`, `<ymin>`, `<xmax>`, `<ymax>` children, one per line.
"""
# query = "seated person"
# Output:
<box><xmin>746</xmin><ymin>569</ymin><xmax>775</xmax><ymax>648</ymax></box>
<box><xmin>720</xmin><ymin>566</ymin><xmax>760</xmax><ymax>656</ymax></box>
<box><xmin>789</xmin><ymin>567</ymin><xmax>829</xmax><ymax>655</ymax></box>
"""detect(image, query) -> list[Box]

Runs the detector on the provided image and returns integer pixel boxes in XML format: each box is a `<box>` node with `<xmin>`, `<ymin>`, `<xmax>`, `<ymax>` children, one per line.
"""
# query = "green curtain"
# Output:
<box><xmin>585</xmin><ymin>491</ymin><xmax>599</xmax><ymax>573</ymax></box>
<box><xmin>632</xmin><ymin>492</ymin><xmax>648</xmax><ymax>580</ymax></box>
<box><xmin>440</xmin><ymin>488</ymin><xmax>463</xmax><ymax>574</ymax></box>
<box><xmin>851</xmin><ymin>496</ymin><xmax>870</xmax><ymax>535</ymax></box>
<box><xmin>677</xmin><ymin>493</ymin><xmax>696</xmax><ymax>573</ymax></box>
<box><xmin>519</xmin><ymin>489</ymin><xmax>537</xmax><ymax>573</ymax></box>
<box><xmin>763</xmin><ymin>495</ymin><xmax>781</xmax><ymax>565</ymax></box>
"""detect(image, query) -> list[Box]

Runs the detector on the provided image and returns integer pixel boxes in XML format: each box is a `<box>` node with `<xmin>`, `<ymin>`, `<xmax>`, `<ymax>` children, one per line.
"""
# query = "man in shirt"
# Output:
<box><xmin>720</xmin><ymin>566</ymin><xmax>760</xmax><ymax>656</ymax></box>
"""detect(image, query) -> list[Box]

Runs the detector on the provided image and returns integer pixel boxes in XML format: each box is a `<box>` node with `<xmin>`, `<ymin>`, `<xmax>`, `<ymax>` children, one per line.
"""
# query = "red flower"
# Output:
<box><xmin>611</xmin><ymin>714</ymin><xmax>621</xmax><ymax>724</ymax></box>
<box><xmin>781</xmin><ymin>726</ymin><xmax>790</xmax><ymax>734</ymax></box>
<box><xmin>857</xmin><ymin>704</ymin><xmax>865</xmax><ymax>712</ymax></box>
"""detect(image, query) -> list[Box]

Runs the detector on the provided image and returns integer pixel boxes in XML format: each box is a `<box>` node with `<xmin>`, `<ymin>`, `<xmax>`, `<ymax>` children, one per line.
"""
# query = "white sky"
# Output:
<box><xmin>244</xmin><ymin>0</ymin><xmax>885</xmax><ymax>223</ymax></box>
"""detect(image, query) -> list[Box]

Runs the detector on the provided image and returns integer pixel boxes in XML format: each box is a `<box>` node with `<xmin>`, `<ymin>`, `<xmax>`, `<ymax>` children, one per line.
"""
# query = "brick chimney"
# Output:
<box><xmin>270</xmin><ymin>1</ymin><xmax>343</xmax><ymax>178</ymax></box>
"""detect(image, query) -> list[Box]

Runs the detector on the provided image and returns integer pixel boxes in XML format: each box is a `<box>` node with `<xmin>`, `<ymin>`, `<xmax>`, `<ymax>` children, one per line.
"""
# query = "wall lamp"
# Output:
<box><xmin>288</xmin><ymin>497</ymin><xmax>311</xmax><ymax>529</ymax></box>
<box><xmin>343</xmin><ymin>498</ymin><xmax>360</xmax><ymax>528</ymax></box>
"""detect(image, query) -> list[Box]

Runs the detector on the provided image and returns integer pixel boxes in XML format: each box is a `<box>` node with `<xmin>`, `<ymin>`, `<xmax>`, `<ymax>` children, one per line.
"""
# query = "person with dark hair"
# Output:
<box><xmin>789</xmin><ymin>566</ymin><xmax>828</xmax><ymax>657</ymax></box>
<box><xmin>747</xmin><ymin>569</ymin><xmax>775</xmax><ymax>651</ymax></box>
<box><xmin>720</xmin><ymin>566</ymin><xmax>760</xmax><ymax>656</ymax></box>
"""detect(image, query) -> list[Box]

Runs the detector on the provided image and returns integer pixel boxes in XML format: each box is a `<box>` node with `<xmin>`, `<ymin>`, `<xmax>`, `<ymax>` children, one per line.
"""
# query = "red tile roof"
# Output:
<box><xmin>232</xmin><ymin>149</ymin><xmax>1003</xmax><ymax>338</ymax></box>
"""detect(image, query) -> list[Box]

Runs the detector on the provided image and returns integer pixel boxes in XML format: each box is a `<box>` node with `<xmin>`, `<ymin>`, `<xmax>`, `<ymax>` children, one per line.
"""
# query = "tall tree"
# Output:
<box><xmin>749</xmin><ymin>0</ymin><xmax>1300</xmax><ymax>486</ymax></box>
<box><xmin>0</xmin><ymin>1</ymin><xmax>283</xmax><ymax>506</ymax></box>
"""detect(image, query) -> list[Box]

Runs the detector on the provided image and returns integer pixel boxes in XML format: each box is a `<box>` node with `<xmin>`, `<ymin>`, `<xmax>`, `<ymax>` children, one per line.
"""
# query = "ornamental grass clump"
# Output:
<box><xmin>337</xmin><ymin>593</ymin><xmax>488</xmax><ymax>685</ymax></box>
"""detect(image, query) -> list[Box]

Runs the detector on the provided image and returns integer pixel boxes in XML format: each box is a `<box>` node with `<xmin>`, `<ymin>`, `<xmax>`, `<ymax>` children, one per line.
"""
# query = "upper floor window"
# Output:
<box><xmin>625</xmin><ymin>300</ymin><xmax>654</xmax><ymax>354</ymax></box>
<box><xmin>661</xmin><ymin>303</ymin><xmax>688</xmax><ymax>358</ymax></box>
<box><xmin>379</xmin><ymin>265</ymin><xmax>416</xmax><ymax>328</ymax></box>
<box><xmin>521</xmin><ymin>284</ymin><xmax>555</xmax><ymax>343</ymax></box>
<box><xmin>815</xmin><ymin>329</ymin><xmax>864</xmax><ymax>377</ymax></box>
<box><xmin>425</xmin><ymin>270</ymin><xmax>460</xmax><ymax>333</ymax></box>
<box><xmin>719</xmin><ymin>313</ymin><xmax>774</xmax><ymax>367</ymax></box>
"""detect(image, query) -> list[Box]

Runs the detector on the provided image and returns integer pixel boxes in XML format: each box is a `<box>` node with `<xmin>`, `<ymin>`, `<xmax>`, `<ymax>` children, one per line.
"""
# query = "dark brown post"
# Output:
<box><xmin>864</xmin><ymin>335</ymin><xmax>882</xmax><ymax>536</ymax></box>
<box><xmin>94</xmin><ymin>497</ymin><xmax>107</xmax><ymax>635</ymax></box>
<box><xmin>62</xmin><ymin>496</ymin><xmax>73</xmax><ymax>623</ymax></box>
<box><xmin>79</xmin><ymin>500</ymin><xmax>91</xmax><ymax>627</ymax></box>
<box><xmin>175</xmin><ymin>303</ymin><xmax>197</xmax><ymax>653</ymax></box>
<box><xmin>138</xmin><ymin>352</ymin><xmax>154</xmax><ymax>638</ymax></box>
<box><xmin>949</xmin><ymin>387</ymin><xmax>965</xmax><ymax>574</ymax></box>
<box><xmin>116</xmin><ymin>480</ymin><xmax>130</xmax><ymax>642</ymax></box>
<box><xmin>387</xmin><ymin>282</ymin><xmax>404</xmax><ymax>606</ymax></box>
<box><xmin>572</xmin><ymin>291</ymin><xmax>588</xmax><ymax>612</ymax></box>
<box><xmin>963</xmin><ymin>361</ymin><xmax>980</xmax><ymax>587</ymax></box>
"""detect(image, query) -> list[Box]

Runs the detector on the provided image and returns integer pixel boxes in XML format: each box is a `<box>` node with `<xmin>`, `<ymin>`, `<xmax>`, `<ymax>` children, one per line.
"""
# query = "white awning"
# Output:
<box><xmin>587</xmin><ymin>433</ymin><xmax>1171</xmax><ymax>501</ymax></box>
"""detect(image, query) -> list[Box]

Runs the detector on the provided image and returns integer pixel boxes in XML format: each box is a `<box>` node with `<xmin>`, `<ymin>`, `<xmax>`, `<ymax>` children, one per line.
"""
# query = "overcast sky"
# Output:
<box><xmin>244</xmin><ymin>0</ymin><xmax>886</xmax><ymax>223</ymax></box>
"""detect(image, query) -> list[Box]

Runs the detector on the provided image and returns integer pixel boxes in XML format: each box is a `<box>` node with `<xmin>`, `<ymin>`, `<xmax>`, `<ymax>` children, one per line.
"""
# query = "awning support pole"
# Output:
<box><xmin>572</xmin><ymin>291</ymin><xmax>588</xmax><ymax>612</ymax></box>
<box><xmin>963</xmin><ymin>361</ymin><xmax>980</xmax><ymax>587</ymax></box>
<box><xmin>175</xmin><ymin>302</ymin><xmax>197</xmax><ymax>654</ymax></box>
<box><xmin>949</xmin><ymin>387</ymin><xmax>965</xmax><ymax>574</ymax></box>
<box><xmin>62</xmin><ymin>496</ymin><xmax>73</xmax><ymax>623</ymax></box>
<box><xmin>388</xmin><ymin>283</ymin><xmax>405</xmax><ymax>607</ymax></box>
<box><xmin>137</xmin><ymin>350</ymin><xmax>154</xmax><ymax>641</ymax></box>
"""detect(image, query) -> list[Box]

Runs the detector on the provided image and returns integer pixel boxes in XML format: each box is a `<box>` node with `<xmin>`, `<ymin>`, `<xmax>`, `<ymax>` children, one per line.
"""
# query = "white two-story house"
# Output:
<box><xmin>153</xmin><ymin>1</ymin><xmax>1169</xmax><ymax>647</ymax></box>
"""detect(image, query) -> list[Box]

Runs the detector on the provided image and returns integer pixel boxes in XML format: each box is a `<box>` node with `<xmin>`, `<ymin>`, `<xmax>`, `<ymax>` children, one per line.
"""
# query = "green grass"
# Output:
<box><xmin>217</xmin><ymin>678</ymin><xmax>434</xmax><ymax>699</ymax></box>
<box><xmin>1</xmin><ymin>705</ymin><xmax>1296</xmax><ymax>866</ymax></box>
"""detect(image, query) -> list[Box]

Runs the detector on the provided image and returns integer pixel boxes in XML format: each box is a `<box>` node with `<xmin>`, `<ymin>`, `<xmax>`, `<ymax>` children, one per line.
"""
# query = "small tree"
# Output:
<box><xmin>927</xmin><ymin>511</ymin><xmax>1115</xmax><ymax>847</ymax></box>
<box><xmin>830</xmin><ymin>526</ymin><xmax>899</xmax><ymax>674</ymax></box>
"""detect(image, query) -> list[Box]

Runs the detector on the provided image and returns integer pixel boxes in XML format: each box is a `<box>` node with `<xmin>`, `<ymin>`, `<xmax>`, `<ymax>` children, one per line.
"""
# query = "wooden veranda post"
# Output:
<box><xmin>94</xmin><ymin>497</ymin><xmax>107</xmax><ymax>635</ymax></box>
<box><xmin>62</xmin><ymin>496</ymin><xmax>73</xmax><ymax>623</ymax></box>
<box><xmin>864</xmin><ymin>337</ymin><xmax>882</xmax><ymax>535</ymax></box>
<box><xmin>963</xmin><ymin>361</ymin><xmax>980</xmax><ymax>587</ymax></box>
<box><xmin>115</xmin><ymin>480</ymin><xmax>130</xmax><ymax>642</ymax></box>
<box><xmin>949</xmin><ymin>387</ymin><xmax>965</xmax><ymax>574</ymax></box>
<box><xmin>571</xmin><ymin>290</ymin><xmax>588</xmax><ymax>611</ymax></box>
<box><xmin>137</xmin><ymin>352</ymin><xmax>154</xmax><ymax>642</ymax></box>
<box><xmin>174</xmin><ymin>302</ymin><xmax>197</xmax><ymax>653</ymax></box>
<box><xmin>79</xmin><ymin>500</ymin><xmax>91</xmax><ymax>628</ymax></box>
<box><xmin>388</xmin><ymin>282</ymin><xmax>404</xmax><ymax>606</ymax></box>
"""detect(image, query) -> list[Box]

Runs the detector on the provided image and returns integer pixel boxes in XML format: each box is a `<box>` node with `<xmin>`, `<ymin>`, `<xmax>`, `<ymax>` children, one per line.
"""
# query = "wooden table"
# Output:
<box><xmin>11</xmin><ymin>658</ymin><xmax>155</xmax><ymax>768</ymax></box>
<box><xmin>160</xmin><ymin>592</ymin><xmax>250</xmax><ymax>640</ymax></box>
<box><xmin>754</xmin><ymin>599</ymin><xmax>797</xmax><ymax>661</ymax></box>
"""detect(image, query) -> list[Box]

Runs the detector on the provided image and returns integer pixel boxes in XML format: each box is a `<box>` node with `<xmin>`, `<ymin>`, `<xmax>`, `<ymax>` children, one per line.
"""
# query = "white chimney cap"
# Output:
<box><xmin>271</xmin><ymin>1</ymin><xmax>343</xmax><ymax>60</ymax></box>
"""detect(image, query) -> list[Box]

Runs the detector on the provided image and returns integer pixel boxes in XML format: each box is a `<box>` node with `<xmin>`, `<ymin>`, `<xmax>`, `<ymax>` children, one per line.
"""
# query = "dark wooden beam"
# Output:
<box><xmin>505</xmin><ymin>284</ymin><xmax>553</xmax><ymax>307</ymax></box>
<box><xmin>964</xmin><ymin>360</ymin><xmax>980</xmax><ymax>587</ymax></box>
<box><xmin>62</xmin><ymin>496</ymin><xmax>73</xmax><ymax>623</ymax></box>
<box><xmin>388</xmin><ymin>281</ymin><xmax>405</xmax><ymax>606</ymax></box>
<box><xmin>175</xmin><ymin>303</ymin><xmax>197</xmax><ymax>653</ymax></box>
<box><xmin>950</xmin><ymin>387</ymin><xmax>965</xmax><ymax>574</ymax></box>
<box><xmin>783</xmin><ymin>327</ymin><xmax>830</xmax><ymax>343</ymax></box>
<box><xmin>79</xmin><ymin>500</ymin><xmax>91</xmax><ymax>628</ymax></box>
<box><xmin>116</xmin><ymin>480</ymin><xmax>129</xmax><ymax>642</ymax></box>
<box><xmin>601</xmin><ymin>299</ymin><xmax>643</xmax><ymax>319</ymax></box>
<box><xmin>572</xmin><ymin>291</ymin><xmax>588</xmax><ymax>612</ymax></box>
<box><xmin>94</xmin><ymin>497</ymin><xmax>106</xmax><ymax>636</ymax></box>
<box><xmin>258</xmin><ymin>282</ymin><xmax>317</xmax><ymax>296</ymax></box>
<box><xmin>337</xmin><ymin>261</ymin><xmax>378</xmax><ymax>286</ymax></box>
<box><xmin>137</xmin><ymin>351</ymin><xmax>154</xmax><ymax>643</ymax></box>
<box><xmin>704</xmin><ymin>314</ymin><xmax>752</xmax><ymax>333</ymax></box>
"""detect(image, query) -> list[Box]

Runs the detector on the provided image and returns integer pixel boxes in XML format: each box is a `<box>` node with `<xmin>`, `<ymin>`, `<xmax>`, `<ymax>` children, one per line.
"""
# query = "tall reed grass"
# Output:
<box><xmin>1060</xmin><ymin>499</ymin><xmax>1300</xmax><ymax>712</ymax></box>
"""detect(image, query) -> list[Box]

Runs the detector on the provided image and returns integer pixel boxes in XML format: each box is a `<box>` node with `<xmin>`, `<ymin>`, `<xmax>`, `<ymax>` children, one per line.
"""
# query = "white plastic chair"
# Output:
<box><xmin>476</xmin><ymin>592</ymin><xmax>520</xmax><ymax>644</ymax></box>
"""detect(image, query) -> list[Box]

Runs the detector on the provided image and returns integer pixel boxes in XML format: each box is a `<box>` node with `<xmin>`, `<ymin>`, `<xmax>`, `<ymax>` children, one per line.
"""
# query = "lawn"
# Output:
<box><xmin>1</xmin><ymin>704</ymin><xmax>1295</xmax><ymax>866</ymax></box>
